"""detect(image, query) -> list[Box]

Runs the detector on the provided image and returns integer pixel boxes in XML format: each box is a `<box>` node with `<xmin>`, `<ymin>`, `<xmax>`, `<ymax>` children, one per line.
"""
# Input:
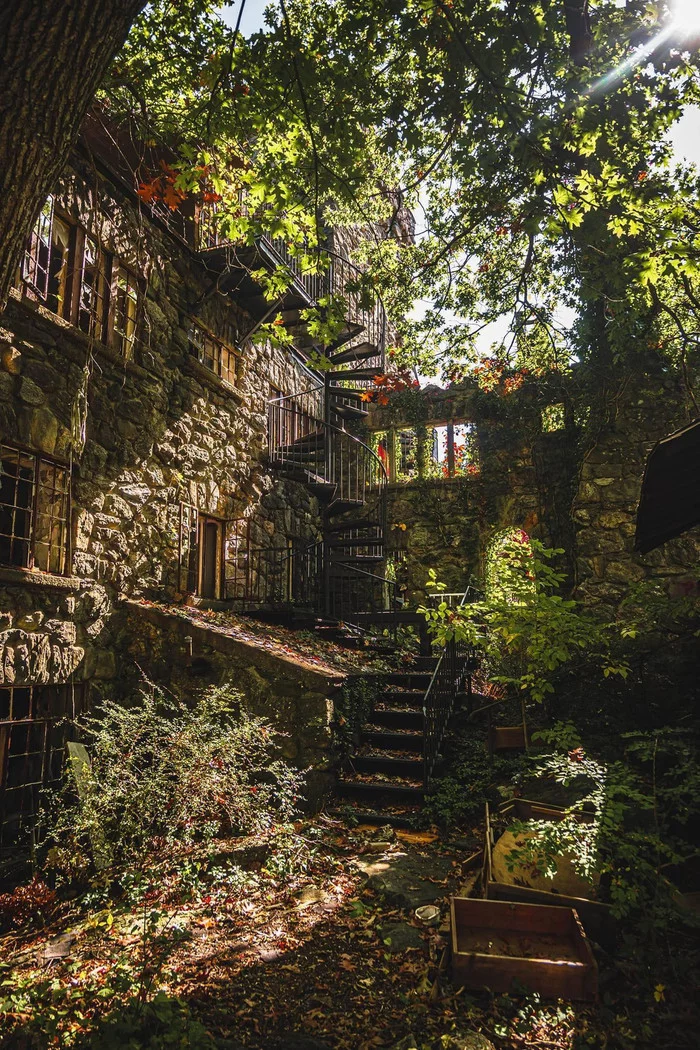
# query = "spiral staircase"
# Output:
<box><xmin>266</xmin><ymin>259</ymin><xmax>397</xmax><ymax>629</ymax></box>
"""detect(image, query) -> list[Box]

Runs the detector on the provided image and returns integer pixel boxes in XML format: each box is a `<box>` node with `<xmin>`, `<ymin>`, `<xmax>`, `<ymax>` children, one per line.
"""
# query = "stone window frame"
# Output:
<box><xmin>0</xmin><ymin>682</ymin><xmax>88</xmax><ymax>848</ymax></box>
<box><xmin>20</xmin><ymin>196</ymin><xmax>141</xmax><ymax>357</ymax></box>
<box><xmin>0</xmin><ymin>442</ymin><xmax>72</xmax><ymax>576</ymax></box>
<box><xmin>188</xmin><ymin>318</ymin><xmax>242</xmax><ymax>389</ymax></box>
<box><xmin>377</xmin><ymin>421</ymin><xmax>480</xmax><ymax>483</ymax></box>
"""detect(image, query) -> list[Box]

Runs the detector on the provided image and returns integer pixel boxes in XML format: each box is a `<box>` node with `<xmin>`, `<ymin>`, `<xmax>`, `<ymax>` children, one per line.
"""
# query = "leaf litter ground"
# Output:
<box><xmin>1</xmin><ymin>816</ymin><xmax>695</xmax><ymax>1049</ymax></box>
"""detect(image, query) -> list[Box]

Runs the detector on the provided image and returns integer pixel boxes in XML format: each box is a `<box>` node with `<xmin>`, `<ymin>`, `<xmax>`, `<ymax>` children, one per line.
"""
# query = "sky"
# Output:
<box><xmin>218</xmin><ymin>1</ymin><xmax>270</xmax><ymax>36</ymax></box>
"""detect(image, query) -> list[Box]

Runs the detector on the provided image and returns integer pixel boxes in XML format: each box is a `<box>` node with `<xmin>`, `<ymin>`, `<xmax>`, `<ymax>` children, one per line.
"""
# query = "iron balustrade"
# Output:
<box><xmin>267</xmin><ymin>393</ymin><xmax>388</xmax><ymax>531</ymax></box>
<box><xmin>226</xmin><ymin>538</ymin><xmax>323</xmax><ymax>608</ymax></box>
<box><xmin>326</xmin><ymin>560</ymin><xmax>401</xmax><ymax>627</ymax></box>
<box><xmin>422</xmin><ymin>586</ymin><xmax>480</xmax><ymax>788</ymax></box>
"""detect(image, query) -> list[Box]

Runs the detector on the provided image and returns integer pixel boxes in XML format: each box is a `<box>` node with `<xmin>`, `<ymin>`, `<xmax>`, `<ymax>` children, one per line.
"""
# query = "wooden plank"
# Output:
<box><xmin>452</xmin><ymin>897</ymin><xmax>575</xmax><ymax>936</ymax></box>
<box><xmin>499</xmin><ymin>798</ymin><xmax>595</xmax><ymax>825</ymax></box>
<box><xmin>486</xmin><ymin>880</ymin><xmax>616</xmax><ymax>948</ymax></box>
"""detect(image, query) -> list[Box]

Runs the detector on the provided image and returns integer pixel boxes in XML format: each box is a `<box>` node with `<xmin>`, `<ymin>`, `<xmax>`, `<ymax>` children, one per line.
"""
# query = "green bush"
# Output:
<box><xmin>425</xmin><ymin>730</ymin><xmax>525</xmax><ymax>828</ymax></box>
<box><xmin>45</xmin><ymin>681</ymin><xmax>305</xmax><ymax>873</ymax></box>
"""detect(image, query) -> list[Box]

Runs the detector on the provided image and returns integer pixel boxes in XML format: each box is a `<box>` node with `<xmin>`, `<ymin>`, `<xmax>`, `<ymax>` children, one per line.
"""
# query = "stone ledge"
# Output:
<box><xmin>8</xmin><ymin>287</ymin><xmax>153</xmax><ymax>380</ymax></box>
<box><xmin>0</xmin><ymin>565</ymin><xmax>82</xmax><ymax>591</ymax></box>
<box><xmin>121</xmin><ymin>599</ymin><xmax>349</xmax><ymax>690</ymax></box>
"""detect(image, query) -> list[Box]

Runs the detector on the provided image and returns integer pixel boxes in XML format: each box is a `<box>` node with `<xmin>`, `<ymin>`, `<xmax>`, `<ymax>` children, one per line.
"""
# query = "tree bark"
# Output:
<box><xmin>563</xmin><ymin>1</ymin><xmax>593</xmax><ymax>65</ymax></box>
<box><xmin>0</xmin><ymin>0</ymin><xmax>145</xmax><ymax>312</ymax></box>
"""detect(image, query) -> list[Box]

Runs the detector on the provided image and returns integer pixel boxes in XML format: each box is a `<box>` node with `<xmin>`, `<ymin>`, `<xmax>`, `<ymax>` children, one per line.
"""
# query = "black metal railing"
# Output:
<box><xmin>326</xmin><ymin>251</ymin><xmax>387</xmax><ymax>370</ymax></box>
<box><xmin>225</xmin><ymin>539</ymin><xmax>323</xmax><ymax>608</ymax></box>
<box><xmin>327</xmin><ymin>560</ymin><xmax>400</xmax><ymax>625</ymax></box>
<box><xmin>196</xmin><ymin>199</ymin><xmax>388</xmax><ymax>369</ymax></box>
<box><xmin>267</xmin><ymin>392</ymin><xmax>388</xmax><ymax>527</ymax></box>
<box><xmin>422</xmin><ymin>586</ymin><xmax>479</xmax><ymax>788</ymax></box>
<box><xmin>196</xmin><ymin>195</ymin><xmax>330</xmax><ymax>304</ymax></box>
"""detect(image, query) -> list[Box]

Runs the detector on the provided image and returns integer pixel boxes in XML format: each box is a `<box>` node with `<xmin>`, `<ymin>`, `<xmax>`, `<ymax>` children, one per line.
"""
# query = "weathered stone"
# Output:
<box><xmin>597</xmin><ymin>509</ymin><xmax>630</xmax><ymax>529</ymax></box>
<box><xmin>378</xmin><ymin>922</ymin><xmax>425</xmax><ymax>953</ymax></box>
<box><xmin>18</xmin><ymin>376</ymin><xmax>45</xmax><ymax>405</ymax></box>
<box><xmin>358</xmin><ymin>850</ymin><xmax>454</xmax><ymax>910</ymax></box>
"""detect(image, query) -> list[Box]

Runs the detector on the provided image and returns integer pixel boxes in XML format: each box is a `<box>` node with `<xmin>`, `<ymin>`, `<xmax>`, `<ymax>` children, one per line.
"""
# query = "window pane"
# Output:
<box><xmin>78</xmin><ymin>235</ymin><xmax>108</xmax><ymax>338</ymax></box>
<box><xmin>189</xmin><ymin>321</ymin><xmax>240</xmax><ymax>387</ymax></box>
<box><xmin>34</xmin><ymin>460</ymin><xmax>69</xmax><ymax>574</ymax></box>
<box><xmin>0</xmin><ymin>446</ymin><xmax>35</xmax><ymax>568</ymax></box>
<box><xmin>22</xmin><ymin>196</ymin><xmax>54</xmax><ymax>298</ymax></box>
<box><xmin>112</xmin><ymin>266</ymin><xmax>138</xmax><ymax>358</ymax></box>
<box><xmin>46</xmin><ymin>216</ymin><xmax>72</xmax><ymax>317</ymax></box>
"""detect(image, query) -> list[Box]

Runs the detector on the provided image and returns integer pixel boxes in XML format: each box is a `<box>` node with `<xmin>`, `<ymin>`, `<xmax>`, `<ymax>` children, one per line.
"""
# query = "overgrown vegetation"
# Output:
<box><xmin>420</xmin><ymin>532</ymin><xmax>628</xmax><ymax>711</ymax></box>
<box><xmin>44</xmin><ymin>681</ymin><xmax>303</xmax><ymax>878</ymax></box>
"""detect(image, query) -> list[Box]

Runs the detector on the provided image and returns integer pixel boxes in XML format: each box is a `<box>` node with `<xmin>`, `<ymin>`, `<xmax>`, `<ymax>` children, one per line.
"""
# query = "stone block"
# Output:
<box><xmin>597</xmin><ymin>509</ymin><xmax>630</xmax><ymax>529</ymax></box>
<box><xmin>18</xmin><ymin>376</ymin><xmax>45</xmax><ymax>405</ymax></box>
<box><xmin>29</xmin><ymin>406</ymin><xmax>59</xmax><ymax>454</ymax></box>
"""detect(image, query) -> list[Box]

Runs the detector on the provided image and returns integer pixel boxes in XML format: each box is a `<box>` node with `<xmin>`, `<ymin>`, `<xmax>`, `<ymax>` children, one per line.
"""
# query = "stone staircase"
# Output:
<box><xmin>333</xmin><ymin>657</ymin><xmax>440</xmax><ymax>826</ymax></box>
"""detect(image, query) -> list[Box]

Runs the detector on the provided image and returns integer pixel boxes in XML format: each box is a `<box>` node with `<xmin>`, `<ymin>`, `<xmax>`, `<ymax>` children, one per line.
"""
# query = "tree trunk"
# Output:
<box><xmin>0</xmin><ymin>0</ymin><xmax>145</xmax><ymax>312</ymax></box>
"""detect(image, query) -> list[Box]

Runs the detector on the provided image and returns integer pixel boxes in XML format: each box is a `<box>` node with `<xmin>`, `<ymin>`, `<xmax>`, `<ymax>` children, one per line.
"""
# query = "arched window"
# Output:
<box><xmin>485</xmin><ymin>528</ymin><xmax>535</xmax><ymax>604</ymax></box>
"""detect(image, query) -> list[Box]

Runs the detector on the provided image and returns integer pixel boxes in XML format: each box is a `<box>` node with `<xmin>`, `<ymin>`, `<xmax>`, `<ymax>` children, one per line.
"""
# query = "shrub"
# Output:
<box><xmin>0</xmin><ymin>877</ymin><xmax>56</xmax><ymax>932</ymax></box>
<box><xmin>74</xmin><ymin>993</ymin><xmax>217</xmax><ymax>1049</ymax></box>
<box><xmin>45</xmin><ymin>681</ymin><xmax>305</xmax><ymax>873</ymax></box>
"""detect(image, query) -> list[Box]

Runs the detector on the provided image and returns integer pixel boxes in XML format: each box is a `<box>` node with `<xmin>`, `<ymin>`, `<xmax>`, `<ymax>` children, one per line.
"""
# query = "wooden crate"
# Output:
<box><xmin>499</xmin><ymin>798</ymin><xmax>595</xmax><ymax>824</ymax></box>
<box><xmin>484</xmin><ymin>803</ymin><xmax>615</xmax><ymax>949</ymax></box>
<box><xmin>450</xmin><ymin>896</ymin><xmax>598</xmax><ymax>1001</ymax></box>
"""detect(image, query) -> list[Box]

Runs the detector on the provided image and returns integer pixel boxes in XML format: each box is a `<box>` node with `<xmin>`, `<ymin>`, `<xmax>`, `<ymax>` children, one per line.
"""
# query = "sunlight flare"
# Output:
<box><xmin>672</xmin><ymin>0</ymin><xmax>700</xmax><ymax>32</ymax></box>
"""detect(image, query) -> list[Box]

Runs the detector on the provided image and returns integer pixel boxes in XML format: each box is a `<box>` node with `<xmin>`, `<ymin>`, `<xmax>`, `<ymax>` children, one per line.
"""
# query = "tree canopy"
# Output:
<box><xmin>3</xmin><ymin>1</ymin><xmax>700</xmax><ymax>389</ymax></box>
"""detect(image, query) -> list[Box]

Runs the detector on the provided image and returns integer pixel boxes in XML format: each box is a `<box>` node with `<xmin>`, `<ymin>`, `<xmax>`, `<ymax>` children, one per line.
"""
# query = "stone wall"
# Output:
<box><xmin>119</xmin><ymin>603</ymin><xmax>344</xmax><ymax>806</ymax></box>
<box><xmin>369</xmin><ymin>384</ymin><xmax>576</xmax><ymax>601</ymax></box>
<box><xmin>0</xmin><ymin>153</ymin><xmax>324</xmax><ymax>695</ymax></box>
<box><xmin>367</xmin><ymin>372</ymin><xmax>700</xmax><ymax>609</ymax></box>
<box><xmin>574</xmin><ymin>372</ymin><xmax>700</xmax><ymax>607</ymax></box>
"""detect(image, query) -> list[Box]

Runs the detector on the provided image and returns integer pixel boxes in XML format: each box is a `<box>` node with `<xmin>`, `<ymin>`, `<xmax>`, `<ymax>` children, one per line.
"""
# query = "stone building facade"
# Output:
<box><xmin>367</xmin><ymin>374</ymin><xmax>700</xmax><ymax>608</ymax></box>
<box><xmin>0</xmin><ymin>133</ymin><xmax>333</xmax><ymax>847</ymax></box>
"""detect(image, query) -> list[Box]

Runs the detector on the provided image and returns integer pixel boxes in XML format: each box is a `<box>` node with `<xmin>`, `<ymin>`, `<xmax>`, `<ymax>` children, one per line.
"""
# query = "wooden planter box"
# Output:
<box><xmin>484</xmin><ymin>803</ymin><xmax>615</xmax><ymax>949</ymax></box>
<box><xmin>499</xmin><ymin>798</ymin><xmax>594</xmax><ymax>824</ymax></box>
<box><xmin>450</xmin><ymin>896</ymin><xmax>598</xmax><ymax>1001</ymax></box>
<box><xmin>487</xmin><ymin>725</ymin><xmax>530</xmax><ymax>754</ymax></box>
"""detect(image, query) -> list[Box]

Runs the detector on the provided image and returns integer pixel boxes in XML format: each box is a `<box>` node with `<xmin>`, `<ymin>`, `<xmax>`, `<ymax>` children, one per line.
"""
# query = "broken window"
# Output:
<box><xmin>0</xmin><ymin>444</ymin><xmax>70</xmax><ymax>574</ymax></box>
<box><xmin>22</xmin><ymin>196</ymin><xmax>54</xmax><ymax>299</ymax></box>
<box><xmin>429</xmin><ymin>423</ymin><xmax>479</xmax><ymax>478</ymax></box>
<box><xmin>110</xmin><ymin>264</ymin><xmax>139</xmax><ymax>358</ymax></box>
<box><xmin>542</xmin><ymin>403</ymin><xmax>566</xmax><ymax>433</ymax></box>
<box><xmin>46</xmin><ymin>213</ymin><xmax>73</xmax><ymax>317</ymax></box>
<box><xmin>22</xmin><ymin>199</ymin><xmax>142</xmax><ymax>350</ymax></box>
<box><xmin>78</xmin><ymin>234</ymin><xmax>110</xmax><ymax>338</ymax></box>
<box><xmin>21</xmin><ymin>200</ymin><xmax>73</xmax><ymax>318</ymax></box>
<box><xmin>178</xmin><ymin>503</ymin><xmax>199</xmax><ymax>595</ymax></box>
<box><xmin>189</xmin><ymin>321</ymin><xmax>241</xmax><ymax>388</ymax></box>
<box><xmin>396</xmin><ymin>429</ymin><xmax>418</xmax><ymax>479</ymax></box>
<box><xmin>0</xmin><ymin>683</ymin><xmax>87</xmax><ymax>848</ymax></box>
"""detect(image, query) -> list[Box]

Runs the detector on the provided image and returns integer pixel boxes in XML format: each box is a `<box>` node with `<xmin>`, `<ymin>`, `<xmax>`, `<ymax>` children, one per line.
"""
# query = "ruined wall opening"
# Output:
<box><xmin>484</xmin><ymin>528</ymin><xmax>535</xmax><ymax>604</ymax></box>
